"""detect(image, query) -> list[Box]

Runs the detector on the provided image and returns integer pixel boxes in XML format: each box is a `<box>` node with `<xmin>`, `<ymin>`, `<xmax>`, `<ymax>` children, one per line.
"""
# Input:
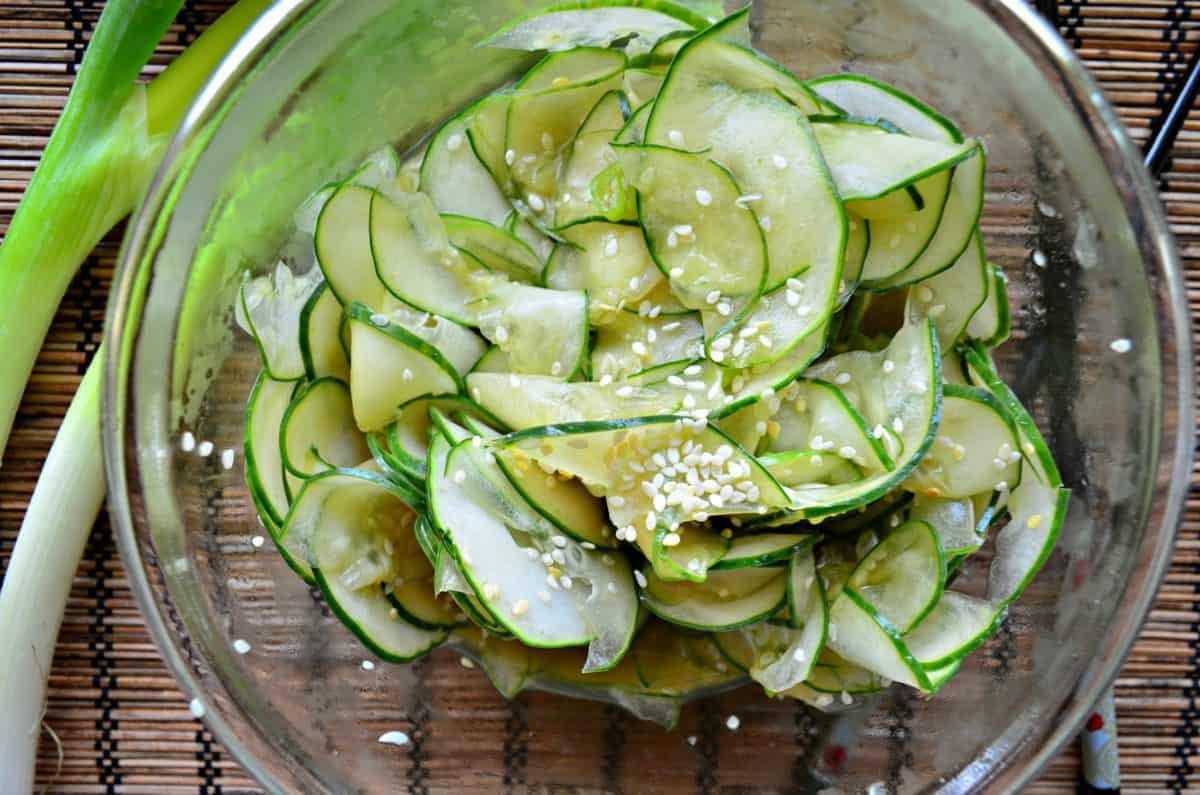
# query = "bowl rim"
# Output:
<box><xmin>102</xmin><ymin>0</ymin><xmax>1195</xmax><ymax>792</ymax></box>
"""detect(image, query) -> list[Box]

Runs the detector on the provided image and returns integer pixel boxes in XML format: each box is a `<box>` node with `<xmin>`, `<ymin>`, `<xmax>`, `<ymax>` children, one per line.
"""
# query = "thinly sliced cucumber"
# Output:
<box><xmin>966</xmin><ymin>263</ymin><xmax>1011</xmax><ymax>347</ymax></box>
<box><xmin>511</xmin><ymin>212</ymin><xmax>556</xmax><ymax>261</ymax></box>
<box><xmin>386</xmin><ymin>394</ymin><xmax>504</xmax><ymax>477</ymax></box>
<box><xmin>812</xmin><ymin>120</ymin><xmax>977</xmax><ymax>203</ymax></box>
<box><xmin>766</xmin><ymin>379</ymin><xmax>893</xmax><ymax>472</ymax></box>
<box><xmin>743</xmin><ymin>547</ymin><xmax>826</xmax><ymax>692</ymax></box>
<box><xmin>713</xmin><ymin>322</ymin><xmax>830</xmax><ymax>418</ymax></box>
<box><xmin>906</xmin><ymin>231</ymin><xmax>987</xmax><ymax>351</ymax></box>
<box><xmin>646</xmin><ymin>11</ymin><xmax>845</xmax><ymax>301</ymax></box>
<box><xmin>715</xmin><ymin>396</ymin><xmax>773</xmax><ymax>452</ymax></box>
<box><xmin>244</xmin><ymin>373</ymin><xmax>298</xmax><ymax>530</ymax></box>
<box><xmin>470</xmin><ymin>345</ymin><xmax>512</xmax><ymax>374</ymax></box>
<box><xmin>465</xmin><ymin>94</ymin><xmax>515</xmax><ymax>195</ymax></box>
<box><xmin>855</xmin><ymin>171</ymin><xmax>951</xmax><ymax>284</ymax></box>
<box><xmin>846</xmin><ymin>519</ymin><xmax>944</xmax><ymax>633</ymax></box>
<box><xmin>703</xmin><ymin>281</ymin><xmax>831</xmax><ymax>370</ymax></box>
<box><xmin>377</xmin><ymin>298</ymin><xmax>487</xmax><ymax>376</ymax></box>
<box><xmin>545</xmin><ymin>222</ymin><xmax>663</xmax><ymax>315</ymax></box>
<box><xmin>458</xmin><ymin>415</ymin><xmax>616</xmax><ymax>548</ymax></box>
<box><xmin>286</xmin><ymin>468</ymin><xmax>448</xmax><ymax>659</ymax></box>
<box><xmin>839</xmin><ymin>216</ymin><xmax>870</xmax><ymax>303</ymax></box>
<box><xmin>846</xmin><ymin>184</ymin><xmax>922</xmax><ymax>219</ymax></box>
<box><xmin>804</xmin><ymin>649</ymin><xmax>886</xmax><ymax>695</ymax></box>
<box><xmin>988</xmin><ymin>476</ymin><xmax>1070</xmax><ymax>608</ymax></box>
<box><xmin>299</xmin><ymin>282</ymin><xmax>350</xmax><ymax>381</ymax></box>
<box><xmin>640</xmin><ymin>524</ymin><xmax>730</xmax><ymax>583</ymax></box>
<box><xmin>387</xmin><ymin>514</ymin><xmax>461</xmax><ymax>630</ymax></box>
<box><xmin>827</xmin><ymin>587</ymin><xmax>931</xmax><ymax>691</ymax></box>
<box><xmin>370</xmin><ymin>190</ymin><xmax>495</xmax><ymax>325</ymax></box>
<box><xmin>615</xmin><ymin>101</ymin><xmax>652</xmax><ymax>145</ymax></box>
<box><xmin>905</xmin><ymin>384</ymin><xmax>1020</xmax><ymax>499</ymax></box>
<box><xmin>236</xmin><ymin>263</ymin><xmax>321</xmax><ymax>381</ymax></box>
<box><xmin>280</xmin><ymin>378</ymin><xmax>369</xmax><ymax>478</ymax></box>
<box><xmin>909</xmin><ymin>495</ymin><xmax>981</xmax><ymax>559</ymax></box>
<box><xmin>443</xmin><ymin>215</ymin><xmax>542</xmax><ymax>282</ymax></box>
<box><xmin>712</xmin><ymin>533</ymin><xmax>815</xmax><ymax>570</ymax></box>
<box><xmin>642</xmin><ymin>566</ymin><xmax>787</xmax><ymax>631</ymax></box>
<box><xmin>483</xmin><ymin>3</ymin><xmax>705</xmax><ymax>56</ymax></box>
<box><xmin>759</xmin><ymin>450</ymin><xmax>862</xmax><ymax>488</ymax></box>
<box><xmin>315</xmin><ymin>184</ymin><xmax>389</xmax><ymax>307</ymax></box>
<box><xmin>467</xmin><ymin>373</ymin><xmax>683</xmax><ymax>428</ymax></box>
<box><xmin>430</xmin><ymin>436</ymin><xmax>638</xmax><ymax>670</ymax></box>
<box><xmin>346</xmin><ymin>302</ymin><xmax>463</xmax><ymax>431</ymax></box>
<box><xmin>623</xmin><ymin>68</ymin><xmax>664</xmax><ymax>107</ymax></box>
<box><xmin>615</xmin><ymin>144</ymin><xmax>766</xmax><ymax>315</ymax></box>
<box><xmin>769</xmin><ymin>318</ymin><xmax>940</xmax><ymax>520</ymax></box>
<box><xmin>506</xmin><ymin>53</ymin><xmax>625</xmax><ymax>207</ymax></box>
<box><xmin>904</xmin><ymin>591</ymin><xmax>1004</xmax><ymax>668</ymax></box>
<box><xmin>475</xmin><ymin>283</ymin><xmax>589</xmax><ymax>377</ymax></box>
<box><xmin>590</xmin><ymin>310</ymin><xmax>703</xmax><ymax>381</ymax></box>
<box><xmin>555</xmin><ymin>90</ymin><xmax>632</xmax><ymax>229</ymax></box>
<box><xmin>420</xmin><ymin>97</ymin><xmax>514</xmax><ymax>227</ymax></box>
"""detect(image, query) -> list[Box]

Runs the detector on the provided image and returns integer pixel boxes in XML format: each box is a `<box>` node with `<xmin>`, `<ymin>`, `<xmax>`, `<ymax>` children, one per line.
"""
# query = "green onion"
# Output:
<box><xmin>0</xmin><ymin>2</ymin><xmax>271</xmax><ymax>788</ymax></box>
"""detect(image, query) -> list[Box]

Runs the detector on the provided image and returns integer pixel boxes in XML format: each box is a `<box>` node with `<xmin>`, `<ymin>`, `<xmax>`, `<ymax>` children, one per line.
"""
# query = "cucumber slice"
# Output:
<box><xmin>642</xmin><ymin>566</ymin><xmax>787</xmax><ymax>631</ymax></box>
<box><xmin>988</xmin><ymin>479</ymin><xmax>1070</xmax><ymax>607</ymax></box>
<box><xmin>244</xmin><ymin>373</ymin><xmax>298</xmax><ymax>530</ymax></box>
<box><xmin>299</xmin><ymin>282</ymin><xmax>350</xmax><ymax>381</ymax></box>
<box><xmin>236</xmin><ymin>262</ymin><xmax>322</xmax><ymax>381</ymax></box>
<box><xmin>615</xmin><ymin>101</ymin><xmax>652</xmax><ymax>145</ymax></box>
<box><xmin>714</xmin><ymin>396</ymin><xmax>773</xmax><ymax>452</ymax></box>
<box><xmin>315</xmin><ymin>184</ymin><xmax>389</xmax><ymax>308</ymax></box>
<box><xmin>765</xmin><ymin>379</ymin><xmax>893</xmax><ymax>473</ymax></box>
<box><xmin>615</xmin><ymin>144</ymin><xmax>766</xmax><ymax>315</ymax></box>
<box><xmin>839</xmin><ymin>216</ymin><xmax>870</xmax><ymax>304</ymax></box>
<box><xmin>623</xmin><ymin>68</ymin><xmax>664</xmax><ymax>107</ymax></box>
<box><xmin>385</xmin><ymin>394</ymin><xmax>505</xmax><ymax>478</ymax></box>
<box><xmin>847</xmin><ymin>184</ymin><xmax>922</xmax><ymax>219</ymax></box>
<box><xmin>646</xmin><ymin>12</ymin><xmax>845</xmax><ymax>302</ymax></box>
<box><xmin>443</xmin><ymin>215</ymin><xmax>542</xmax><ymax>282</ymax></box>
<box><xmin>775</xmin><ymin>318</ymin><xmax>940</xmax><ymax>519</ymax></box>
<box><xmin>855</xmin><ymin>171</ymin><xmax>951</xmax><ymax>284</ymax></box>
<box><xmin>904</xmin><ymin>591</ymin><xmax>1004</xmax><ymax>668</ymax></box>
<box><xmin>905</xmin><ymin>384</ymin><xmax>1021</xmax><ymax>499</ymax></box>
<box><xmin>296</xmin><ymin>469</ymin><xmax>449</xmax><ymax>661</ymax></box>
<box><xmin>458</xmin><ymin>415</ymin><xmax>616</xmax><ymax>549</ymax></box>
<box><xmin>469</xmin><ymin>345</ymin><xmax>512</xmax><ymax>375</ymax></box>
<box><xmin>420</xmin><ymin>97</ymin><xmax>514</xmax><ymax>227</ymax></box>
<box><xmin>804</xmin><ymin>649</ymin><xmax>886</xmax><ymax>695</ymax></box>
<box><xmin>905</xmin><ymin>231</ymin><xmax>988</xmax><ymax>351</ymax></box>
<box><xmin>846</xmin><ymin>519</ymin><xmax>944</xmax><ymax>633</ymax></box>
<box><xmin>370</xmin><ymin>190</ymin><xmax>495</xmax><ymax>325</ymax></box>
<box><xmin>346</xmin><ymin>302</ymin><xmax>463</xmax><ymax>431</ymax></box>
<box><xmin>545</xmin><ymin>222</ymin><xmax>663</xmax><ymax>315</ymax></box>
<box><xmin>475</xmin><ymin>282</ymin><xmax>589</xmax><ymax>377</ymax></box>
<box><xmin>506</xmin><ymin>52</ymin><xmax>625</xmax><ymax>208</ymax></box>
<box><xmin>590</xmin><ymin>310</ymin><xmax>703</xmax><ymax>382</ymax></box>
<box><xmin>742</xmin><ymin>547</ymin><xmax>826</xmax><ymax>692</ymax></box>
<box><xmin>430</xmin><ymin>436</ymin><xmax>638</xmax><ymax>670</ymax></box>
<box><xmin>758</xmin><ymin>450</ymin><xmax>862</xmax><ymax>488</ymax></box>
<box><xmin>909</xmin><ymin>495</ymin><xmax>981</xmax><ymax>559</ymax></box>
<box><xmin>465</xmin><ymin>94</ymin><xmax>516</xmax><ymax>195</ymax></box>
<box><xmin>280</xmin><ymin>377</ymin><xmax>369</xmax><ymax>478</ymax></box>
<box><xmin>467</xmin><ymin>373</ymin><xmax>683</xmax><ymax>428</ymax></box>
<box><xmin>703</xmin><ymin>281</ymin><xmax>829</xmax><ymax>370</ymax></box>
<box><xmin>483</xmin><ymin>3</ymin><xmax>705</xmax><ymax>56</ymax></box>
<box><xmin>714</xmin><ymin>322</ymin><xmax>830</xmax><ymax>418</ymax></box>
<box><xmin>377</xmin><ymin>298</ymin><xmax>487</xmax><ymax>376</ymax></box>
<box><xmin>641</xmin><ymin>524</ymin><xmax>730</xmax><ymax>583</ymax></box>
<box><xmin>812</xmin><ymin>120</ymin><xmax>978</xmax><ymax>203</ymax></box>
<box><xmin>386</xmin><ymin>516</ymin><xmax>461</xmax><ymax>631</ymax></box>
<box><xmin>555</xmin><ymin>90</ymin><xmax>633</xmax><ymax>229</ymax></box>
<box><xmin>827</xmin><ymin>587</ymin><xmax>931</xmax><ymax>691</ymax></box>
<box><xmin>966</xmin><ymin>263</ymin><xmax>1011</xmax><ymax>347</ymax></box>
<box><xmin>712</xmin><ymin>533</ymin><xmax>815</xmax><ymax>570</ymax></box>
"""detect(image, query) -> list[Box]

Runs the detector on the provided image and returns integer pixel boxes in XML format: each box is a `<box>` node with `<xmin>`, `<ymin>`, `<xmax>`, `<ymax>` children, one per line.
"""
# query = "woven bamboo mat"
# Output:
<box><xmin>0</xmin><ymin>0</ymin><xmax>1196</xmax><ymax>792</ymax></box>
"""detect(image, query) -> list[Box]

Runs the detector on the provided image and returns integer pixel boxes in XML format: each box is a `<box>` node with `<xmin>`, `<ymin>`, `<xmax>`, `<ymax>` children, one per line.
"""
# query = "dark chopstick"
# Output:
<box><xmin>1144</xmin><ymin>38</ymin><xmax>1200</xmax><ymax>177</ymax></box>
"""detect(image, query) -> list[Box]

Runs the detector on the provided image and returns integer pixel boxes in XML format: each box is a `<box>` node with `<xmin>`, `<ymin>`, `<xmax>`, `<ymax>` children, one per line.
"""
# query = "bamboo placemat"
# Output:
<box><xmin>0</xmin><ymin>0</ymin><xmax>1196</xmax><ymax>792</ymax></box>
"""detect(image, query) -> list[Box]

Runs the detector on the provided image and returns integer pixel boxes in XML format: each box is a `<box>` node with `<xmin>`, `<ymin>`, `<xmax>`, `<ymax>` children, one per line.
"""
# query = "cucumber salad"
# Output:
<box><xmin>236</xmin><ymin>2</ymin><xmax>1067</xmax><ymax>725</ymax></box>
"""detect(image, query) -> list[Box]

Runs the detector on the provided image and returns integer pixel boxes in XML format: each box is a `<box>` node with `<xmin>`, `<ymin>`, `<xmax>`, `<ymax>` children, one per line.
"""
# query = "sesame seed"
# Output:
<box><xmin>1032</xmin><ymin>249</ymin><xmax>1047</xmax><ymax>268</ymax></box>
<box><xmin>785</xmin><ymin>289</ymin><xmax>801</xmax><ymax>306</ymax></box>
<box><xmin>528</xmin><ymin>193</ymin><xmax>545</xmax><ymax>212</ymax></box>
<box><xmin>546</xmin><ymin>573</ymin><xmax>560</xmax><ymax>589</ymax></box>
<box><xmin>453</xmin><ymin>469</ymin><xmax>466</xmax><ymax>484</ymax></box>
<box><xmin>995</xmin><ymin>480</ymin><xmax>1009</xmax><ymax>492</ymax></box>
<box><xmin>460</xmin><ymin>657</ymin><xmax>476</xmax><ymax>669</ymax></box>
<box><xmin>628</xmin><ymin>276</ymin><xmax>641</xmax><ymax>290</ymax></box>
<box><xmin>369</xmin><ymin>312</ymin><xmax>388</xmax><ymax>326</ymax></box>
<box><xmin>632</xmin><ymin>341</ymin><xmax>648</xmax><ymax>357</ymax></box>
<box><xmin>834</xmin><ymin>372</ymin><xmax>851</xmax><ymax>385</ymax></box>
<box><xmin>760</xmin><ymin>215</ymin><xmax>772</xmax><ymax>231</ymax></box>
<box><xmin>669</xmin><ymin>129</ymin><xmax>685</xmax><ymax>146</ymax></box>
<box><xmin>838</xmin><ymin>446</ymin><xmax>857</xmax><ymax>459</ymax></box>
<box><xmin>716</xmin><ymin>302</ymin><xmax>731</xmax><ymax>316</ymax></box>
<box><xmin>616</xmin><ymin>386</ymin><xmax>635</xmax><ymax>397</ymax></box>
<box><xmin>792</xmin><ymin>647</ymin><xmax>806</xmax><ymax>662</ymax></box>
<box><xmin>673</xmin><ymin>224</ymin><xmax>694</xmax><ymax>236</ymax></box>
<box><xmin>772</xmin><ymin>154</ymin><xmax>788</xmax><ymax>169</ymax></box>
<box><xmin>505</xmin><ymin>149</ymin><xmax>516</xmax><ymax>166</ymax></box>
<box><xmin>512</xmin><ymin>599</ymin><xmax>530</xmax><ymax>616</ymax></box>
<box><xmin>494</xmin><ymin>325</ymin><xmax>509</xmax><ymax>343</ymax></box>
<box><xmin>599</xmin><ymin>374</ymin><xmax>614</xmax><ymax>386</ymax></box>
<box><xmin>634</xmin><ymin>570</ymin><xmax>648</xmax><ymax>588</ymax></box>
<box><xmin>551</xmin><ymin>549</ymin><xmax>566</xmax><ymax>565</ymax></box>
<box><xmin>233</xmin><ymin>639</ymin><xmax>251</xmax><ymax>655</ymax></box>
<box><xmin>882</xmin><ymin>359</ymin><xmax>895</xmax><ymax>374</ymax></box>
<box><xmin>189</xmin><ymin>699</ymin><xmax>206</xmax><ymax>718</ymax></box>
<box><xmin>726</xmin><ymin>715</ymin><xmax>740</xmax><ymax>731</ymax></box>
<box><xmin>197</xmin><ymin>440</ymin><xmax>214</xmax><ymax>457</ymax></box>
<box><xmin>362</xmin><ymin>660</ymin><xmax>377</xmax><ymax>671</ymax></box>
<box><xmin>840</xmin><ymin>690</ymin><xmax>853</xmax><ymax>705</ymax></box>
<box><xmin>927</xmin><ymin>303</ymin><xmax>947</xmax><ymax>318</ymax></box>
<box><xmin>669</xmin><ymin>267</ymin><xmax>685</xmax><ymax>278</ymax></box>
<box><xmin>509</xmin><ymin>374</ymin><xmax>521</xmax><ymax>388</ymax></box>
<box><xmin>560</xmin><ymin>575</ymin><xmax>573</xmax><ymax>589</ymax></box>
<box><xmin>180</xmin><ymin>432</ymin><xmax>195</xmax><ymax>452</ymax></box>
<box><xmin>582</xmin><ymin>541</ymin><xmax>596</xmax><ymax>550</ymax></box>
<box><xmin>221</xmin><ymin>448</ymin><xmax>235</xmax><ymax>470</ymax></box>
<box><xmin>604</xmin><ymin>236</ymin><xmax>619</xmax><ymax>257</ymax></box>
<box><xmin>705</xmin><ymin>290</ymin><xmax>721</xmax><ymax>305</ymax></box>
<box><xmin>400</xmin><ymin>368</ymin><xmax>414</xmax><ymax>383</ymax></box>
<box><xmin>1109</xmin><ymin>338</ymin><xmax>1132</xmax><ymax>353</ymax></box>
<box><xmin>550</xmin><ymin>360</ymin><xmax>563</xmax><ymax>376</ymax></box>
<box><xmin>662</xmin><ymin>532</ymin><xmax>681</xmax><ymax>546</ymax></box>
<box><xmin>814</xmin><ymin>694</ymin><xmax>834</xmax><ymax>708</ymax></box>
<box><xmin>695</xmin><ymin>189</ymin><xmax>713</xmax><ymax>206</ymax></box>
<box><xmin>251</xmin><ymin>535</ymin><xmax>264</xmax><ymax>548</ymax></box>
<box><xmin>667</xmin><ymin>231</ymin><xmax>679</xmax><ymax>248</ymax></box>
<box><xmin>447</xmin><ymin>132</ymin><xmax>464</xmax><ymax>151</ymax></box>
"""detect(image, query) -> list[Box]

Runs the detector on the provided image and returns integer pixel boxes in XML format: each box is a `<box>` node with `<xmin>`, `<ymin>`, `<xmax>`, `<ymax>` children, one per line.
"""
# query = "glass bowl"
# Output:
<box><xmin>103</xmin><ymin>0</ymin><xmax>1193</xmax><ymax>792</ymax></box>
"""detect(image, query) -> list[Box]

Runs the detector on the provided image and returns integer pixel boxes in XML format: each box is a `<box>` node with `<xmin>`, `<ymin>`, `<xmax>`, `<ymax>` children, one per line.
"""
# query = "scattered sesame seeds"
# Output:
<box><xmin>599</xmin><ymin>374</ymin><xmax>614</xmax><ymax>386</ymax></box>
<box><xmin>834</xmin><ymin>372</ymin><xmax>852</xmax><ymax>385</ymax></box>
<box><xmin>1109</xmin><ymin>337</ymin><xmax>1132</xmax><ymax>353</ymax></box>
<box><xmin>505</xmin><ymin>149</ymin><xmax>516</xmax><ymax>166</ymax></box>
<box><xmin>180</xmin><ymin>431</ymin><xmax>195</xmax><ymax>452</ymax></box>
<box><xmin>362</xmin><ymin>660</ymin><xmax>377</xmax><ymax>671</ymax></box>
<box><xmin>512</xmin><ymin>599</ymin><xmax>530</xmax><ymax>616</ymax></box>
<box><xmin>716</xmin><ymin>302</ymin><xmax>732</xmax><ymax>316</ymax></box>
<box><xmin>632</xmin><ymin>341</ymin><xmax>648</xmax><ymax>357</ymax></box>
<box><xmin>233</xmin><ymin>639</ymin><xmax>251</xmax><ymax>655</ymax></box>
<box><xmin>616</xmin><ymin>386</ymin><xmax>635</xmax><ymax>398</ymax></box>
<box><xmin>527</xmin><ymin>193</ymin><xmax>545</xmax><ymax>212</ymax></box>
<box><xmin>452</xmin><ymin>469</ymin><xmax>467</xmax><ymax>484</ymax></box>
<box><xmin>772</xmin><ymin>154</ymin><xmax>788</xmax><ymax>169</ymax></box>
<box><xmin>494</xmin><ymin>325</ymin><xmax>509</xmax><ymax>343</ymax></box>
<box><xmin>669</xmin><ymin>129</ymin><xmax>685</xmax><ymax>146</ymax></box>
<box><xmin>695</xmin><ymin>188</ymin><xmax>713</xmax><ymax>206</ymax></box>
<box><xmin>197</xmin><ymin>440</ymin><xmax>214</xmax><ymax>457</ymax></box>
<box><xmin>189</xmin><ymin>698</ymin><xmax>206</xmax><ymax>719</ymax></box>
<box><xmin>378</xmin><ymin>731</ymin><xmax>410</xmax><ymax>747</ymax></box>
<box><xmin>705</xmin><ymin>289</ymin><xmax>722</xmax><ymax>305</ymax></box>
<box><xmin>669</xmin><ymin>266</ymin><xmax>685</xmax><ymax>278</ymax></box>
<box><xmin>725</xmin><ymin>715</ymin><xmax>741</xmax><ymax>731</ymax></box>
<box><xmin>1032</xmin><ymin>249</ymin><xmax>1047</xmax><ymax>268</ymax></box>
<box><xmin>221</xmin><ymin>448</ymin><xmax>235</xmax><ymax>471</ymax></box>
<box><xmin>662</xmin><ymin>532</ymin><xmax>682</xmax><ymax>547</ymax></box>
<box><xmin>460</xmin><ymin>656</ymin><xmax>476</xmax><ymax>669</ymax></box>
<box><xmin>251</xmin><ymin>535</ymin><xmax>265</xmax><ymax>548</ymax></box>
<box><xmin>446</xmin><ymin>133</ymin><xmax>464</xmax><ymax>151</ymax></box>
<box><xmin>634</xmin><ymin>570</ymin><xmax>648</xmax><ymax>588</ymax></box>
<box><xmin>509</xmin><ymin>374</ymin><xmax>522</xmax><ymax>388</ymax></box>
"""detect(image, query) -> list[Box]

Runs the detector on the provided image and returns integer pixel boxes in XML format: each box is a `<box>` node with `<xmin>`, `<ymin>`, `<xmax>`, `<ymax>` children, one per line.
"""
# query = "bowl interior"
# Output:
<box><xmin>105</xmin><ymin>0</ymin><xmax>1190</xmax><ymax>792</ymax></box>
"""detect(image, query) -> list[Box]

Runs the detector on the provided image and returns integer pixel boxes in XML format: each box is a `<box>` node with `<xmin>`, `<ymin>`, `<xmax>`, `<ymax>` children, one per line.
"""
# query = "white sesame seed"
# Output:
<box><xmin>250</xmin><ymin>535</ymin><xmax>265</xmax><ymax>549</ymax></box>
<box><xmin>604</xmin><ymin>236</ymin><xmax>619</xmax><ymax>257</ymax></box>
<box><xmin>547</xmin><ymin>573</ymin><xmax>560</xmax><ymax>589</ymax></box>
<box><xmin>505</xmin><ymin>149</ymin><xmax>516</xmax><ymax>165</ymax></box>
<box><xmin>632</xmin><ymin>341</ymin><xmax>648</xmax><ymax>357</ymax></box>
<box><xmin>616</xmin><ymin>386</ymin><xmax>635</xmax><ymax>397</ymax></box>
<box><xmin>369</xmin><ymin>312</ymin><xmax>388</xmax><ymax>326</ymax></box>
<box><xmin>673</xmin><ymin>224</ymin><xmax>694</xmax><ymax>236</ymax></box>
<box><xmin>1032</xmin><ymin>249</ymin><xmax>1047</xmax><ymax>268</ymax></box>
<box><xmin>667</xmin><ymin>231</ymin><xmax>679</xmax><ymax>248</ymax></box>
<box><xmin>1110</xmin><ymin>338</ymin><xmax>1132</xmax><ymax>353</ymax></box>
<box><xmin>599</xmin><ymin>374</ymin><xmax>614</xmax><ymax>386</ymax></box>
<box><xmin>772</xmin><ymin>154</ymin><xmax>788</xmax><ymax>169</ymax></box>
<box><xmin>528</xmin><ymin>193</ymin><xmax>545</xmax><ymax>212</ymax></box>
<box><xmin>447</xmin><ymin>132</ymin><xmax>464</xmax><ymax>151</ymax></box>
<box><xmin>453</xmin><ymin>469</ymin><xmax>466</xmax><ymax>484</ymax></box>
<box><xmin>233</xmin><ymin>639</ymin><xmax>251</xmax><ymax>655</ymax></box>
<box><xmin>197</xmin><ymin>440</ymin><xmax>214</xmax><ymax>457</ymax></box>
<box><xmin>726</xmin><ymin>715</ymin><xmax>740</xmax><ymax>731</ymax></box>
<box><xmin>927</xmin><ymin>303</ymin><xmax>947</xmax><ymax>318</ymax></box>
<box><xmin>494</xmin><ymin>325</ymin><xmax>509</xmax><ymax>343</ymax></box>
<box><xmin>688</xmin><ymin>736</ymin><xmax>698</xmax><ymax>746</ymax></box>
<box><xmin>512</xmin><ymin>599</ymin><xmax>530</xmax><ymax>616</ymax></box>
<box><xmin>695</xmin><ymin>188</ymin><xmax>713</xmax><ymax>206</ymax></box>
<box><xmin>551</xmin><ymin>549</ymin><xmax>566</xmax><ymax>565</ymax></box>
<box><xmin>705</xmin><ymin>290</ymin><xmax>722</xmax><ymax>305</ymax></box>
<box><xmin>716</xmin><ymin>302</ymin><xmax>731</xmax><ymax>316</ymax></box>
<box><xmin>735</xmin><ymin>193</ymin><xmax>763</xmax><ymax>207</ymax></box>
<box><xmin>669</xmin><ymin>267</ymin><xmax>685</xmax><ymax>278</ymax></box>
<box><xmin>792</xmin><ymin>647</ymin><xmax>806</xmax><ymax>662</ymax></box>
<box><xmin>662</xmin><ymin>532</ymin><xmax>681</xmax><ymax>546</ymax></box>
<box><xmin>760</xmin><ymin>215</ymin><xmax>772</xmax><ymax>231</ymax></box>
<box><xmin>509</xmin><ymin>374</ymin><xmax>521</xmax><ymax>388</ymax></box>
<box><xmin>180</xmin><ymin>431</ymin><xmax>195</xmax><ymax>452</ymax></box>
<box><xmin>840</xmin><ymin>690</ymin><xmax>853</xmax><ymax>705</ymax></box>
<box><xmin>834</xmin><ymin>372</ymin><xmax>851</xmax><ymax>385</ymax></box>
<box><xmin>362</xmin><ymin>659</ymin><xmax>377</xmax><ymax>671</ymax></box>
<box><xmin>892</xmin><ymin>417</ymin><xmax>905</xmax><ymax>433</ymax></box>
<box><xmin>560</xmin><ymin>575</ymin><xmax>573</xmax><ymax>589</ymax></box>
<box><xmin>634</xmin><ymin>570</ymin><xmax>648</xmax><ymax>588</ymax></box>
<box><xmin>882</xmin><ymin>359</ymin><xmax>895</xmax><ymax>373</ymax></box>
<box><xmin>189</xmin><ymin>698</ymin><xmax>206</xmax><ymax>719</ymax></box>
<box><xmin>610</xmin><ymin>495</ymin><xmax>626</xmax><ymax>507</ymax></box>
